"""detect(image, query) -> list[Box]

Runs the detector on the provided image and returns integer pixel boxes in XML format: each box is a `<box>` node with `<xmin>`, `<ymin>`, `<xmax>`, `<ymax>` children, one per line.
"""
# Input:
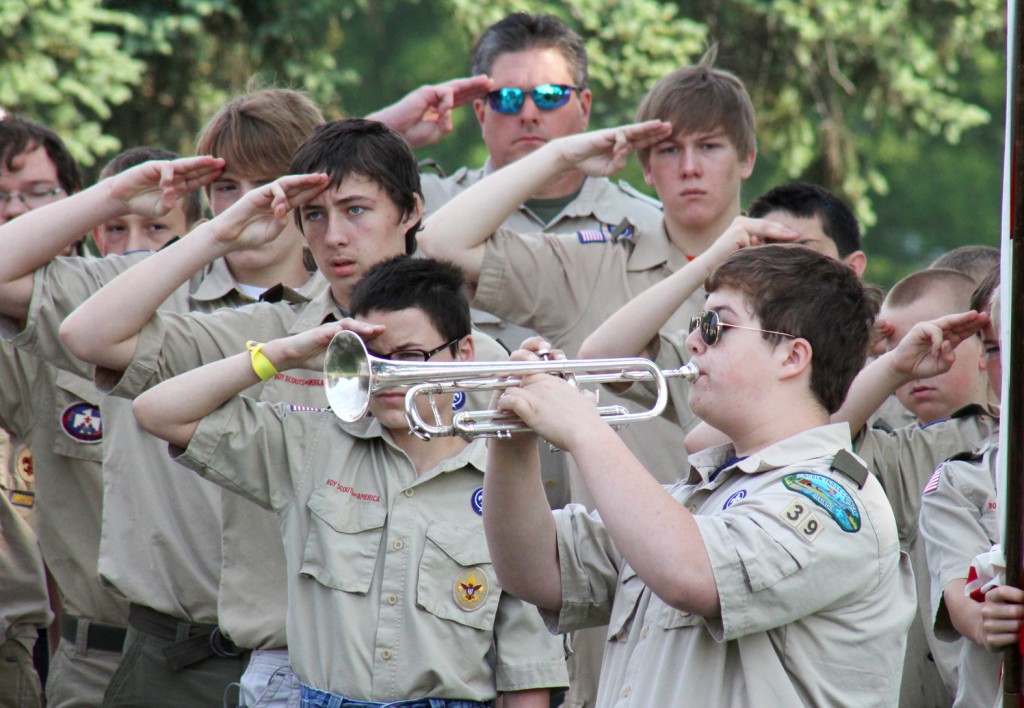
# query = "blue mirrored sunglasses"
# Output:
<box><xmin>486</xmin><ymin>84</ymin><xmax>579</xmax><ymax>114</ymax></box>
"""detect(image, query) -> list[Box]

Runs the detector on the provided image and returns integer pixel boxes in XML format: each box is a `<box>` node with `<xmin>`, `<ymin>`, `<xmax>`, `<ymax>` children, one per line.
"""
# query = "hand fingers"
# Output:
<box><xmin>339</xmin><ymin>318</ymin><xmax>386</xmax><ymax>338</ymax></box>
<box><xmin>450</xmin><ymin>75</ymin><xmax>494</xmax><ymax>106</ymax></box>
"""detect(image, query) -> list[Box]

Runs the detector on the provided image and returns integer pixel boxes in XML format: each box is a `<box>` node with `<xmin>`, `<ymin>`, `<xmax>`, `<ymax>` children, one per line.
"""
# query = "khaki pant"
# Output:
<box><xmin>47</xmin><ymin>635</ymin><xmax>123</xmax><ymax>708</ymax></box>
<box><xmin>0</xmin><ymin>638</ymin><xmax>42</xmax><ymax>708</ymax></box>
<box><xmin>102</xmin><ymin>626</ymin><xmax>247</xmax><ymax>707</ymax></box>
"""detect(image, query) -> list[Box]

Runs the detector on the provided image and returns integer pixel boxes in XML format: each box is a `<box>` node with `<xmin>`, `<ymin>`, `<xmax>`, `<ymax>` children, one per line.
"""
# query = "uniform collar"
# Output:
<box><xmin>287</xmin><ymin>286</ymin><xmax>350</xmax><ymax>335</ymax></box>
<box><xmin>189</xmin><ymin>258</ymin><xmax>248</xmax><ymax>303</ymax></box>
<box><xmin>625</xmin><ymin>219</ymin><xmax>689</xmax><ymax>273</ymax></box>
<box><xmin>343</xmin><ymin>418</ymin><xmax>488</xmax><ymax>479</ymax></box>
<box><xmin>686</xmin><ymin>423</ymin><xmax>853</xmax><ymax>485</ymax></box>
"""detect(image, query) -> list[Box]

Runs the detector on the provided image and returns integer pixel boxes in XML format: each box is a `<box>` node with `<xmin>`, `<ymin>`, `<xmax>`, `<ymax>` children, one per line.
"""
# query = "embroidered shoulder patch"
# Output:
<box><xmin>782</xmin><ymin>472</ymin><xmax>860</xmax><ymax>533</ymax></box>
<box><xmin>922</xmin><ymin>467</ymin><xmax>943</xmax><ymax>495</ymax></box>
<box><xmin>577</xmin><ymin>228</ymin><xmax>607</xmax><ymax>244</ymax></box>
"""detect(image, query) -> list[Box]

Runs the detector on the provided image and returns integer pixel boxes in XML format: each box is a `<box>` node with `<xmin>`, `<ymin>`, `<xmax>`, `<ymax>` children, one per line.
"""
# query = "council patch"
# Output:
<box><xmin>782</xmin><ymin>472</ymin><xmax>860</xmax><ymax>533</ymax></box>
<box><xmin>60</xmin><ymin>402</ymin><xmax>102</xmax><ymax>443</ymax></box>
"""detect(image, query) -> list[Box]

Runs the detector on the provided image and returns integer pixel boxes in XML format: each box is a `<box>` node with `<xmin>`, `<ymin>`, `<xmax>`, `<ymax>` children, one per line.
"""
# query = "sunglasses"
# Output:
<box><xmin>486</xmin><ymin>84</ymin><xmax>579</xmax><ymax>114</ymax></box>
<box><xmin>688</xmin><ymin>310</ymin><xmax>795</xmax><ymax>347</ymax></box>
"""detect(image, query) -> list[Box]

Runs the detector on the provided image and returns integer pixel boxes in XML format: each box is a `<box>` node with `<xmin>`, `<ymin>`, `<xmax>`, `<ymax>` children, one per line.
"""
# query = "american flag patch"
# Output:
<box><xmin>922</xmin><ymin>466</ymin><xmax>943</xmax><ymax>495</ymax></box>
<box><xmin>577</xmin><ymin>229</ymin><xmax>607</xmax><ymax>244</ymax></box>
<box><xmin>289</xmin><ymin>405</ymin><xmax>324</xmax><ymax>412</ymax></box>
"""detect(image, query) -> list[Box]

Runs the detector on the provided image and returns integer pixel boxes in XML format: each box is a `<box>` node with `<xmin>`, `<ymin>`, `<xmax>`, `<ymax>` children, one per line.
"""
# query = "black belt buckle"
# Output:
<box><xmin>209</xmin><ymin>626</ymin><xmax>243</xmax><ymax>658</ymax></box>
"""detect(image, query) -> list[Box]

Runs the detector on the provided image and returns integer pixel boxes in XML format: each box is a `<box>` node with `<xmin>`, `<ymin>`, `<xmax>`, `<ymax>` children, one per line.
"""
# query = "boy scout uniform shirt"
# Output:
<box><xmin>172</xmin><ymin>397</ymin><xmax>569</xmax><ymax>701</ymax></box>
<box><xmin>0</xmin><ymin>431</ymin><xmax>53</xmax><ymax>652</ymax></box>
<box><xmin>102</xmin><ymin>285</ymin><xmax>507</xmax><ymax>651</ymax></box>
<box><xmin>920</xmin><ymin>437</ymin><xmax>1002</xmax><ymax>708</ymax></box>
<box><xmin>545</xmin><ymin>423</ymin><xmax>914</xmax><ymax>708</ymax></box>
<box><xmin>0</xmin><ymin>341</ymin><xmax>129</xmax><ymax>628</ymax></box>
<box><xmin>0</xmin><ymin>252</ymin><xmax>255</xmax><ymax>624</ymax></box>
<box><xmin>854</xmin><ymin>406</ymin><xmax>998</xmax><ymax>696</ymax></box>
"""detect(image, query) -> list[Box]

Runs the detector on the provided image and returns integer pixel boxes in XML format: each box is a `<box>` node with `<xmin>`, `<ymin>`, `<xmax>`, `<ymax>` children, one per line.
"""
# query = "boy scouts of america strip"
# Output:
<box><xmin>922</xmin><ymin>466</ymin><xmax>943</xmax><ymax>495</ymax></box>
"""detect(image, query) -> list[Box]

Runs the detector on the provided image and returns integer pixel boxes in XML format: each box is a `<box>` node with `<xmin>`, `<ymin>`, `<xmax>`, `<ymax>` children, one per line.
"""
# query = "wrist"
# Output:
<box><xmin>247</xmin><ymin>341</ymin><xmax>281</xmax><ymax>381</ymax></box>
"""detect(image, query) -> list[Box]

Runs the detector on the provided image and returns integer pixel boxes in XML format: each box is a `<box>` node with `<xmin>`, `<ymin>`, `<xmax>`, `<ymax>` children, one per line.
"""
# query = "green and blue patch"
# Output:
<box><xmin>782</xmin><ymin>472</ymin><xmax>861</xmax><ymax>533</ymax></box>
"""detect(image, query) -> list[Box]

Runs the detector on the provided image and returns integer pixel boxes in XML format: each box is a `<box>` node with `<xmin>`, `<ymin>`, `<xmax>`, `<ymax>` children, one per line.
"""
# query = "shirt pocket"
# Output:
<box><xmin>607</xmin><ymin>566</ymin><xmax>646</xmax><ymax>642</ymax></box>
<box><xmin>416</xmin><ymin>522</ymin><xmax>500</xmax><ymax>631</ymax></box>
<box><xmin>300</xmin><ymin>487</ymin><xmax>386</xmax><ymax>594</ymax></box>
<box><xmin>51</xmin><ymin>369</ymin><xmax>103</xmax><ymax>463</ymax></box>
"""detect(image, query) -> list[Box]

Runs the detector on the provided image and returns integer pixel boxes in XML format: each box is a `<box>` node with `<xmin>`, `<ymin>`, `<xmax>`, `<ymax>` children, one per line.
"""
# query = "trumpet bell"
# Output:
<box><xmin>323</xmin><ymin>331</ymin><xmax>372</xmax><ymax>422</ymax></box>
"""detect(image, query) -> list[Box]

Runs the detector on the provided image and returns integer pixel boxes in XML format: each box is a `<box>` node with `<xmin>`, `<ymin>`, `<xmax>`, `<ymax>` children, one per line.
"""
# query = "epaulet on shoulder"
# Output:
<box><xmin>616</xmin><ymin>180</ymin><xmax>663</xmax><ymax>210</ymax></box>
<box><xmin>259</xmin><ymin>284</ymin><xmax>307</xmax><ymax>305</ymax></box>
<box><xmin>417</xmin><ymin>159</ymin><xmax>447</xmax><ymax>178</ymax></box>
<box><xmin>951</xmin><ymin>403</ymin><xmax>992</xmax><ymax>419</ymax></box>
<box><xmin>943</xmin><ymin>449</ymin><xmax>984</xmax><ymax>465</ymax></box>
<box><xmin>831</xmin><ymin>449</ymin><xmax>869</xmax><ymax>489</ymax></box>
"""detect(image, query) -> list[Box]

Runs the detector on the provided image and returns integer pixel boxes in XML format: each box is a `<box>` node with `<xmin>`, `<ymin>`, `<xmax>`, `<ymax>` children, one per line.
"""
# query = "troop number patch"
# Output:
<box><xmin>781</xmin><ymin>472</ymin><xmax>860</xmax><ymax>533</ymax></box>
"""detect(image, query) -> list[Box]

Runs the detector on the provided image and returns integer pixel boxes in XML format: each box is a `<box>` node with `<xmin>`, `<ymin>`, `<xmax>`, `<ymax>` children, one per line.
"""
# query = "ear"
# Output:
<box><xmin>843</xmin><ymin>250</ymin><xmax>867</xmax><ymax>278</ymax></box>
<box><xmin>776</xmin><ymin>336</ymin><xmax>813</xmax><ymax>383</ymax></box>
<box><xmin>400</xmin><ymin>193</ymin><xmax>424</xmax><ymax>232</ymax></box>
<box><xmin>739</xmin><ymin>150</ymin><xmax>756</xmax><ymax>180</ymax></box>
<box><xmin>577</xmin><ymin>88</ymin><xmax>593</xmax><ymax>123</ymax></box>
<box><xmin>458</xmin><ymin>334</ymin><xmax>476</xmax><ymax>362</ymax></box>
<box><xmin>642</xmin><ymin>160</ymin><xmax>654</xmax><ymax>187</ymax></box>
<box><xmin>473</xmin><ymin>98</ymin><xmax>486</xmax><ymax>127</ymax></box>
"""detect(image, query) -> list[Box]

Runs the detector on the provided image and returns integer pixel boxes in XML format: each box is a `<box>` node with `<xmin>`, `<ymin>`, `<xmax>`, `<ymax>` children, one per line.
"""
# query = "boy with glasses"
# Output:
<box><xmin>129</xmin><ymin>256</ymin><xmax>567</xmax><ymax>707</ymax></box>
<box><xmin>482</xmin><ymin>245</ymin><xmax>915</xmax><ymax>706</ymax></box>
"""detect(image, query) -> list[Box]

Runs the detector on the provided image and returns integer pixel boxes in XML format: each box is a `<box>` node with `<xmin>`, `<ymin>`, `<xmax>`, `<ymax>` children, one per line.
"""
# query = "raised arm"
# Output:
<box><xmin>497</xmin><ymin>368</ymin><xmax>719</xmax><ymax>616</ymax></box>
<box><xmin>417</xmin><ymin>120</ymin><xmax>673</xmax><ymax>282</ymax></box>
<box><xmin>132</xmin><ymin>320</ymin><xmax>379</xmax><ymax>447</ymax></box>
<box><xmin>0</xmin><ymin>156</ymin><xmax>224</xmax><ymax>320</ymax></box>
<box><xmin>366</xmin><ymin>76</ymin><xmax>493</xmax><ymax>148</ymax></box>
<box><xmin>578</xmin><ymin>216</ymin><xmax>799</xmax><ymax>360</ymax></box>
<box><xmin>832</xmin><ymin>310</ymin><xmax>989</xmax><ymax>433</ymax></box>
<box><xmin>60</xmin><ymin>173</ymin><xmax>328</xmax><ymax>372</ymax></box>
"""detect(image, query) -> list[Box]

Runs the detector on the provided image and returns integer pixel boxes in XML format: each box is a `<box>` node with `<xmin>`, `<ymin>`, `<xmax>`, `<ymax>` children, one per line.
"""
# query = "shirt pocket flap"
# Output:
<box><xmin>300</xmin><ymin>488</ymin><xmax>387</xmax><ymax>594</ymax></box>
<box><xmin>417</xmin><ymin>523</ymin><xmax>499</xmax><ymax>631</ymax></box>
<box><xmin>607</xmin><ymin>565</ymin><xmax>644</xmax><ymax>641</ymax></box>
<box><xmin>735</xmin><ymin>515</ymin><xmax>810</xmax><ymax>593</ymax></box>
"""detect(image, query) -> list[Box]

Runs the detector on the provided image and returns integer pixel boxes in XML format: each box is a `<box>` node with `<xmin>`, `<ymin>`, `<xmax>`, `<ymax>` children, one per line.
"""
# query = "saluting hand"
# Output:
<box><xmin>367</xmin><ymin>75</ymin><xmax>494</xmax><ymax>148</ymax></box>
<box><xmin>263</xmin><ymin>319</ymin><xmax>386</xmax><ymax>372</ymax></box>
<box><xmin>887</xmin><ymin>310</ymin><xmax>989</xmax><ymax>382</ymax></box>
<box><xmin>553</xmin><ymin>121</ymin><xmax>673</xmax><ymax>177</ymax></box>
<box><xmin>108</xmin><ymin>156</ymin><xmax>225</xmax><ymax>217</ymax></box>
<box><xmin>208</xmin><ymin>173</ymin><xmax>329</xmax><ymax>252</ymax></box>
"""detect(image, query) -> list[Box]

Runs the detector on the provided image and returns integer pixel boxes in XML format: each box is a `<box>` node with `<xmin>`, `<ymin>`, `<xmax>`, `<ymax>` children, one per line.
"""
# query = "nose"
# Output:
<box><xmin>518</xmin><ymin>95</ymin><xmax>542</xmax><ymax>123</ymax></box>
<box><xmin>680</xmin><ymin>147</ymin><xmax>702</xmax><ymax>177</ymax></box>
<box><xmin>324</xmin><ymin>218</ymin><xmax>351</xmax><ymax>247</ymax></box>
<box><xmin>685</xmin><ymin>326</ymin><xmax>706</xmax><ymax>356</ymax></box>
<box><xmin>1</xmin><ymin>195</ymin><xmax>30</xmax><ymax>222</ymax></box>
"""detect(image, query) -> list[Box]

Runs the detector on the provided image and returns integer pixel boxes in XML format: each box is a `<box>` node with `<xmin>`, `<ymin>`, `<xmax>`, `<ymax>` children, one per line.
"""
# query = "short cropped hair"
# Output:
<box><xmin>0</xmin><ymin>117</ymin><xmax>82</xmax><ymax>194</ymax></box>
<box><xmin>748</xmin><ymin>182</ymin><xmax>861</xmax><ymax>258</ymax></box>
<box><xmin>100</xmin><ymin>146</ymin><xmax>204</xmax><ymax>225</ymax></box>
<box><xmin>706</xmin><ymin>245</ymin><xmax>876</xmax><ymax>414</ymax></box>
<box><xmin>290</xmin><ymin>119</ymin><xmax>423</xmax><ymax>255</ymax></box>
<box><xmin>635</xmin><ymin>52</ymin><xmax>756</xmax><ymax>166</ymax></box>
<box><xmin>350</xmin><ymin>256</ymin><xmax>471</xmax><ymax>349</ymax></box>
<box><xmin>471</xmin><ymin>13</ymin><xmax>588</xmax><ymax>89</ymax></box>
<box><xmin>929</xmin><ymin>246</ymin><xmax>1000</xmax><ymax>284</ymax></box>
<box><xmin>196</xmin><ymin>88</ymin><xmax>323</xmax><ymax>180</ymax></box>
<box><xmin>884</xmin><ymin>268</ymin><xmax>977</xmax><ymax>312</ymax></box>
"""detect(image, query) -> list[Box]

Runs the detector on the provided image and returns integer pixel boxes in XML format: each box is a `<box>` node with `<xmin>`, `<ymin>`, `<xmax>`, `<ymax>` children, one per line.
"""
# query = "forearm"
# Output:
<box><xmin>831</xmin><ymin>352</ymin><xmax>907</xmax><ymax>433</ymax></box>
<box><xmin>945</xmin><ymin>579</ymin><xmax>983</xmax><ymax>644</ymax></box>
<box><xmin>61</xmin><ymin>225</ymin><xmax>231</xmax><ymax>369</ymax></box>
<box><xmin>483</xmin><ymin>438</ymin><xmax>562</xmax><ymax>610</ymax></box>
<box><xmin>132</xmin><ymin>348</ymin><xmax>260</xmax><ymax>448</ymax></box>
<box><xmin>579</xmin><ymin>256</ymin><xmax>713</xmax><ymax>359</ymax></box>
<box><xmin>500</xmin><ymin>689</ymin><xmax>550</xmax><ymax>708</ymax></box>
<box><xmin>568</xmin><ymin>424</ymin><xmax>719</xmax><ymax>615</ymax></box>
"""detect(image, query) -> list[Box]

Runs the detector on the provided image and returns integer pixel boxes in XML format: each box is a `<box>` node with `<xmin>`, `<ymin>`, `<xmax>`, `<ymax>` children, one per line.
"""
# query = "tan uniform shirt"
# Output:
<box><xmin>476</xmin><ymin>221</ymin><xmax>704</xmax><ymax>489</ymax></box>
<box><xmin>0</xmin><ymin>341</ymin><xmax>129</xmax><ymax>626</ymax></box>
<box><xmin>920</xmin><ymin>437</ymin><xmax>1002</xmax><ymax>708</ymax></box>
<box><xmin>0</xmin><ymin>430</ymin><xmax>52</xmax><ymax>651</ymax></box>
<box><xmin>105</xmin><ymin>286</ymin><xmax>507</xmax><ymax>650</ymax></box>
<box><xmin>545</xmin><ymin>424</ymin><xmax>914</xmax><ymax>707</ymax></box>
<box><xmin>174</xmin><ymin>398</ymin><xmax>568</xmax><ymax>700</ymax></box>
<box><xmin>1</xmin><ymin>253</ymin><xmax>254</xmax><ymax>623</ymax></box>
<box><xmin>854</xmin><ymin>406</ymin><xmax>998</xmax><ymax>700</ymax></box>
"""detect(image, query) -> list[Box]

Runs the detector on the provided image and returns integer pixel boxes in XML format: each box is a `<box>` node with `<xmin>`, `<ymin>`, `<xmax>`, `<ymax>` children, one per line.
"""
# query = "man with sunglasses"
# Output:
<box><xmin>482</xmin><ymin>245</ymin><xmax>916</xmax><ymax>706</ymax></box>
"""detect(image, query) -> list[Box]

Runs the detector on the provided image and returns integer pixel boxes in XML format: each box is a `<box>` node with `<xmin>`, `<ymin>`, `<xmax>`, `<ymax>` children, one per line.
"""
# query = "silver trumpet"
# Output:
<box><xmin>323</xmin><ymin>330</ymin><xmax>699</xmax><ymax>440</ymax></box>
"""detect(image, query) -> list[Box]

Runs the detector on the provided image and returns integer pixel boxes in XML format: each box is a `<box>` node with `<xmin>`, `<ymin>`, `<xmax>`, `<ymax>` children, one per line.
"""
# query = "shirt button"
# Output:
<box><xmin>621</xmin><ymin>685</ymin><xmax>631</xmax><ymax>697</ymax></box>
<box><xmin>686</xmin><ymin>504</ymin><xmax>697</xmax><ymax>513</ymax></box>
<box><xmin>404</xmin><ymin>489</ymin><xmax>414</xmax><ymax>497</ymax></box>
<box><xmin>678</xmin><ymin>610</ymin><xmax>691</xmax><ymax>618</ymax></box>
<box><xmin>386</xmin><ymin>594</ymin><xmax>398</xmax><ymax>605</ymax></box>
<box><xmin>640</xmin><ymin>626</ymin><xmax>649</xmax><ymax>639</ymax></box>
<box><xmin>381</xmin><ymin>649</ymin><xmax>392</xmax><ymax>660</ymax></box>
<box><xmin>392</xmin><ymin>539</ymin><xmax>405</xmax><ymax>550</ymax></box>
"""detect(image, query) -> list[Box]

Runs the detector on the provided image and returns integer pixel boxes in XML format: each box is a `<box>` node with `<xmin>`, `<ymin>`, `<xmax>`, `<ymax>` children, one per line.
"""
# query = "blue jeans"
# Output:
<box><xmin>298</xmin><ymin>685</ymin><xmax>490</xmax><ymax>708</ymax></box>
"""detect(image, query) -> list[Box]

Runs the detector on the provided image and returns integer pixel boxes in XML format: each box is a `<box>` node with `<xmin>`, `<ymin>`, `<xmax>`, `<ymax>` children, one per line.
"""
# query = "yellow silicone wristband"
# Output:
<box><xmin>246</xmin><ymin>341</ymin><xmax>279</xmax><ymax>382</ymax></box>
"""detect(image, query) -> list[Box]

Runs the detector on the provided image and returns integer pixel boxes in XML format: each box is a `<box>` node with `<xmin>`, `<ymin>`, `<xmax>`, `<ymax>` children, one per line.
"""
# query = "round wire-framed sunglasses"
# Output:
<box><xmin>688</xmin><ymin>310</ymin><xmax>795</xmax><ymax>347</ymax></box>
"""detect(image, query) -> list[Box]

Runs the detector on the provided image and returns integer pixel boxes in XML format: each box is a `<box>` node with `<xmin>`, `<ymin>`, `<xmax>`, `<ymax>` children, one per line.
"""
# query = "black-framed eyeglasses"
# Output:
<box><xmin>688</xmin><ymin>310</ymin><xmax>795</xmax><ymax>347</ymax></box>
<box><xmin>369</xmin><ymin>337</ymin><xmax>462</xmax><ymax>363</ymax></box>
<box><xmin>0</xmin><ymin>186</ymin><xmax>65</xmax><ymax>209</ymax></box>
<box><xmin>486</xmin><ymin>84</ymin><xmax>579</xmax><ymax>114</ymax></box>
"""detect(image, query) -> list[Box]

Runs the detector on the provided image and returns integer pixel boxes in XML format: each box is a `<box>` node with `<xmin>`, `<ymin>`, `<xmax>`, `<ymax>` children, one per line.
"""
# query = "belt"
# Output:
<box><xmin>128</xmin><ymin>603</ymin><xmax>246</xmax><ymax>670</ymax></box>
<box><xmin>59</xmin><ymin>610</ymin><xmax>127</xmax><ymax>653</ymax></box>
<box><xmin>299</xmin><ymin>685</ymin><xmax>492</xmax><ymax>708</ymax></box>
